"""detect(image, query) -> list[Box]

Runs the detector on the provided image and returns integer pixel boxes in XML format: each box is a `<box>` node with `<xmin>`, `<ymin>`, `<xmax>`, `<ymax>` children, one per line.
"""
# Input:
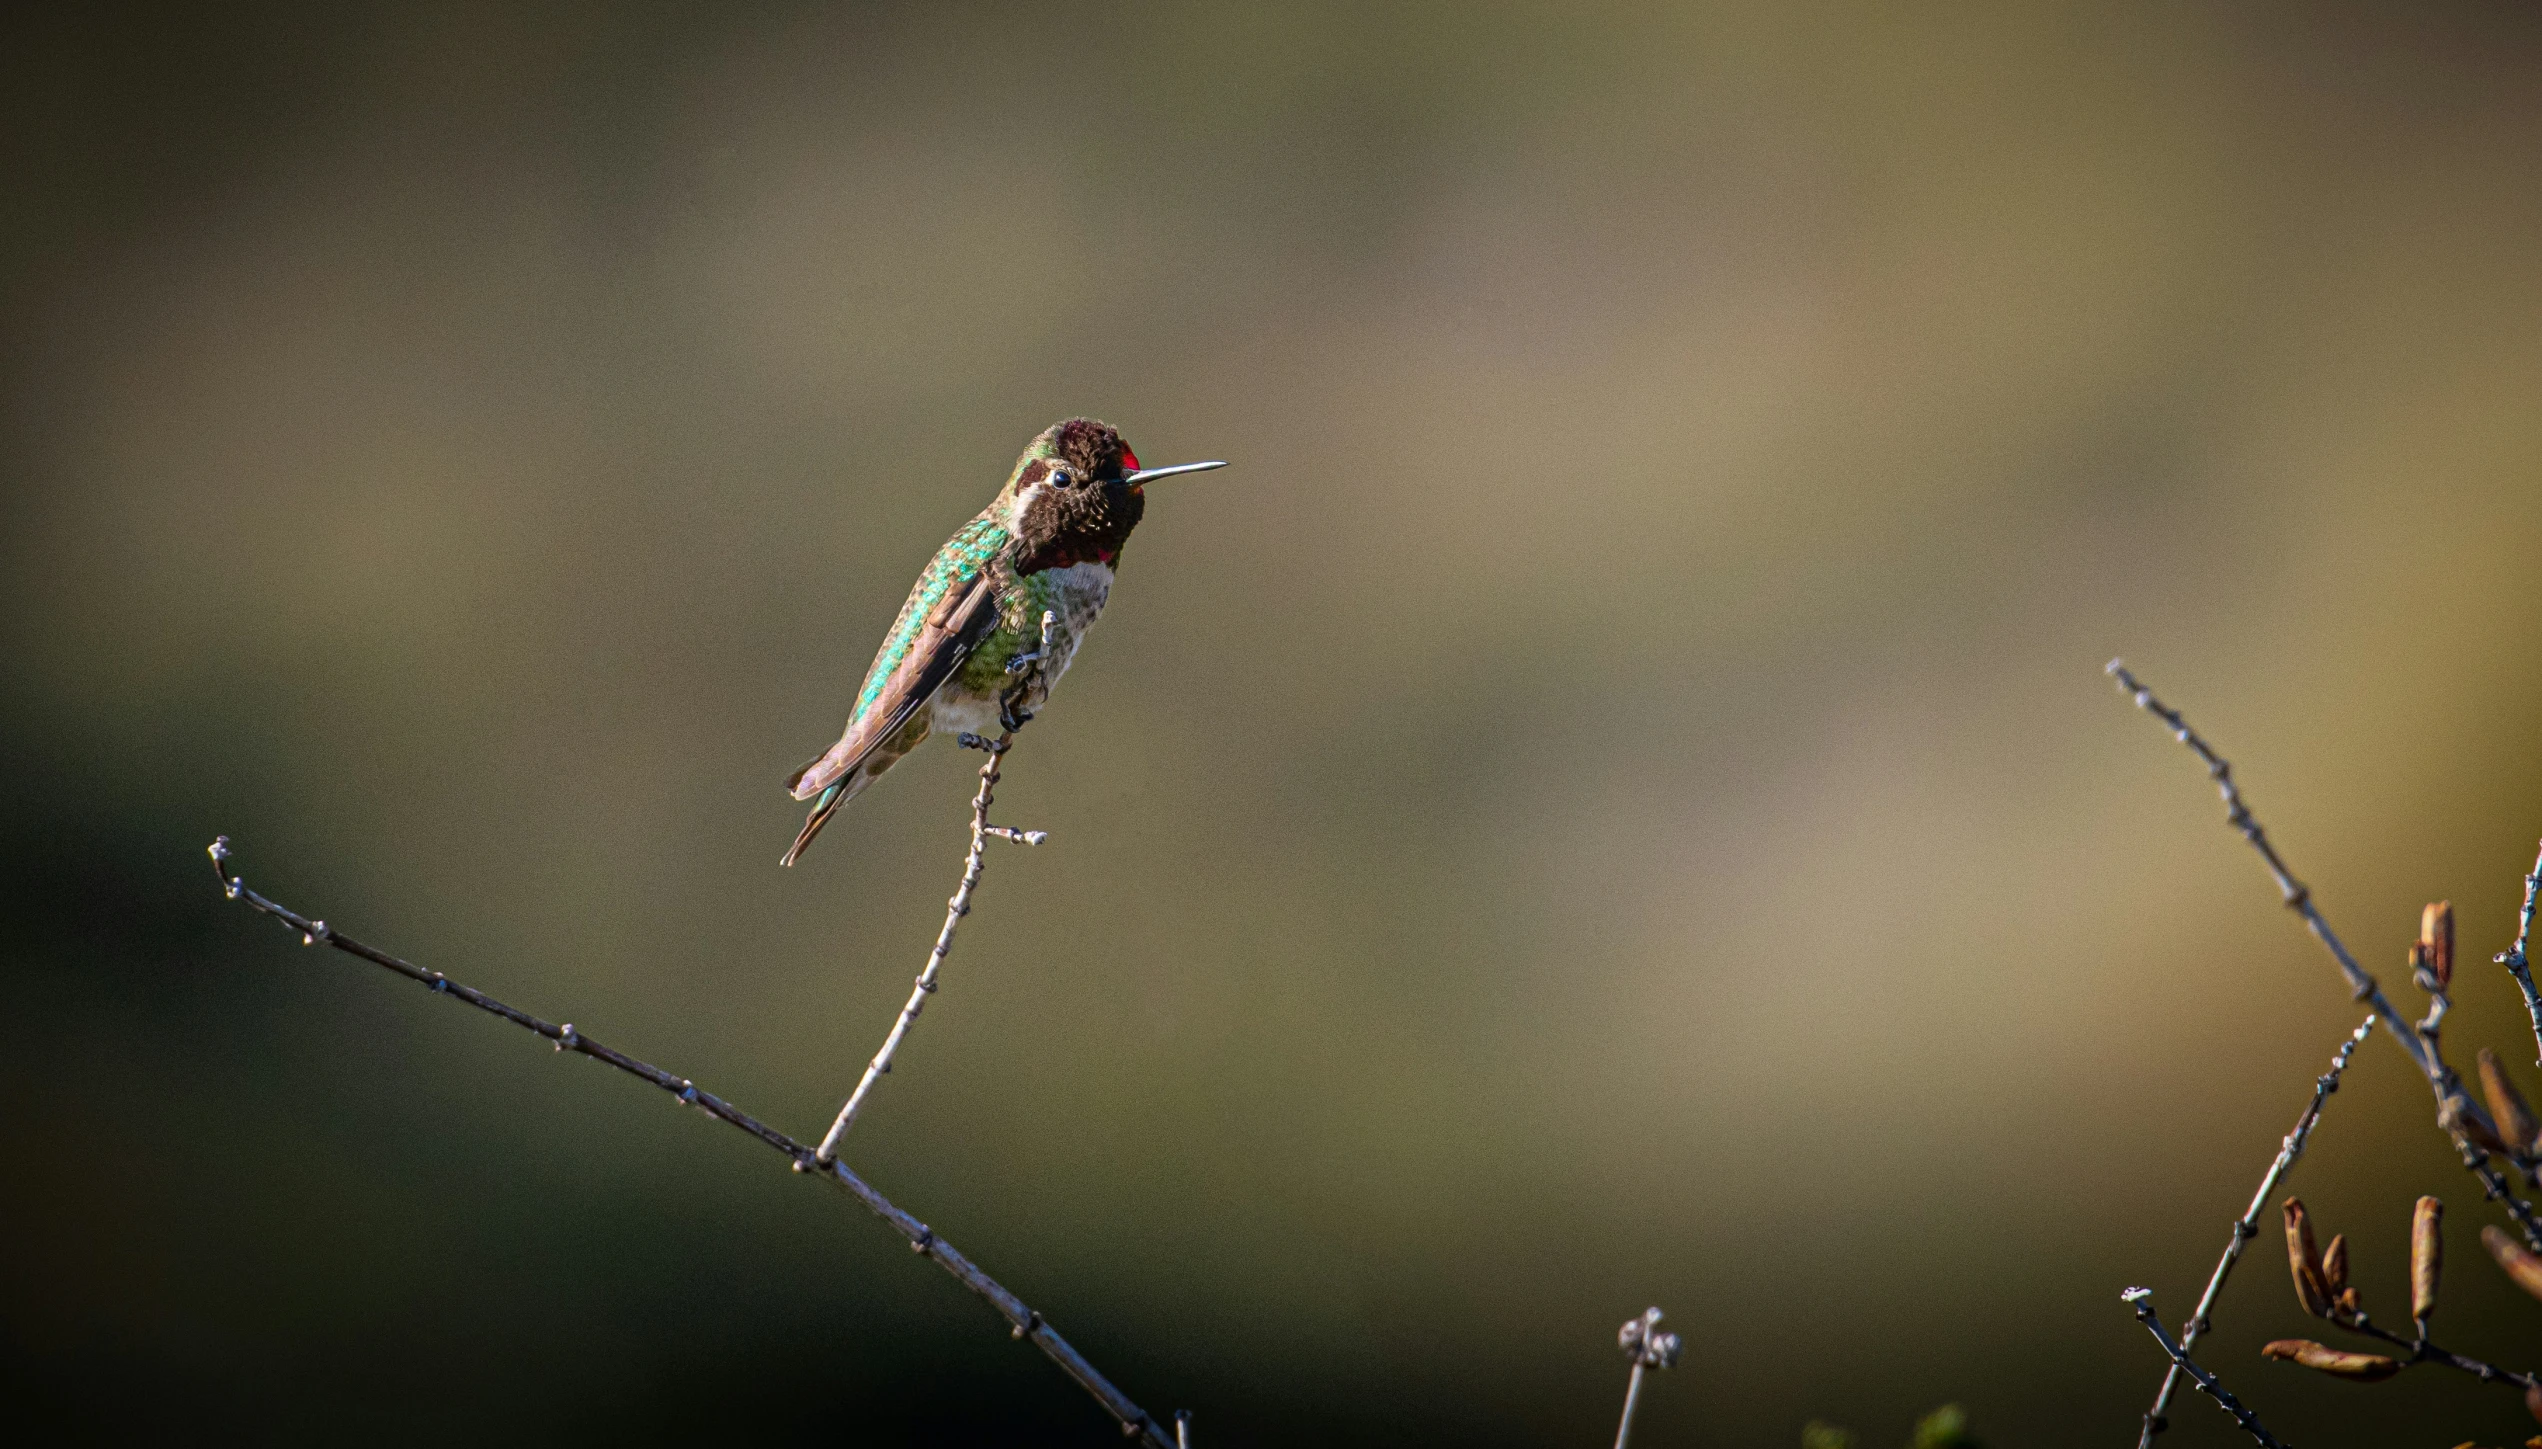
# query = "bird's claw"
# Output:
<box><xmin>1004</xmin><ymin>649</ymin><xmax>1041</xmax><ymax>676</ymax></box>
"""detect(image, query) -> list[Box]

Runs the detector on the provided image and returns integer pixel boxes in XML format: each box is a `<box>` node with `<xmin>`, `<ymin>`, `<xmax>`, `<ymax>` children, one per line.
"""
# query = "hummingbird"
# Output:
<box><xmin>780</xmin><ymin>418</ymin><xmax>1225</xmax><ymax>865</ymax></box>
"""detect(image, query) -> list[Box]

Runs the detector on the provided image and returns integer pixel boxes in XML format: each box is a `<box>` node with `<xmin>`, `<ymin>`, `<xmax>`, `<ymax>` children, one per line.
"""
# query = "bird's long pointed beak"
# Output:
<box><xmin>1123</xmin><ymin>460</ymin><xmax>1228</xmax><ymax>486</ymax></box>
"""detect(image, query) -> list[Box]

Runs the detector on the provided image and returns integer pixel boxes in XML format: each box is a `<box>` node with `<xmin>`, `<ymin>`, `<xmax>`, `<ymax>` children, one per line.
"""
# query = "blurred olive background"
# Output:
<box><xmin>6</xmin><ymin>2</ymin><xmax>2542</xmax><ymax>1444</ymax></box>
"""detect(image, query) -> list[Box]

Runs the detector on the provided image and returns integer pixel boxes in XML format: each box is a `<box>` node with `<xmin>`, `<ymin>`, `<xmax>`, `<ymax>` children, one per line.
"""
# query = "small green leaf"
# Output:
<box><xmin>1907</xmin><ymin>1403</ymin><xmax>1980</xmax><ymax>1449</ymax></box>
<box><xmin>1800</xmin><ymin>1422</ymin><xmax>1858</xmax><ymax>1449</ymax></box>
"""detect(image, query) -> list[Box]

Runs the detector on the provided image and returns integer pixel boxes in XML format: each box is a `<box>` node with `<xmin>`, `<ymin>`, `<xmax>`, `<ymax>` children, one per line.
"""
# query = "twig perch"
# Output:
<box><xmin>812</xmin><ymin>608</ymin><xmax>1057</xmax><ymax>1162</ymax></box>
<box><xmin>205</xmin><ymin>834</ymin><xmax>1180</xmax><ymax>1448</ymax></box>
<box><xmin>814</xmin><ymin>728</ymin><xmax>1037</xmax><ymax>1162</ymax></box>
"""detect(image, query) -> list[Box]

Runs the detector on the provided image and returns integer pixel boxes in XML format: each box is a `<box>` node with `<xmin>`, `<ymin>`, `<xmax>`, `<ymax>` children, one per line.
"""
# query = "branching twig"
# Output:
<box><xmin>2498</xmin><ymin>840</ymin><xmax>2542</xmax><ymax>1068</ymax></box>
<box><xmin>2457</xmin><ymin>1142</ymin><xmax>2542</xmax><ymax>1254</ymax></box>
<box><xmin>814</xmin><ymin>728</ymin><xmax>1036</xmax><ymax>1161</ymax></box>
<box><xmin>2335</xmin><ymin>1314</ymin><xmax>2542</xmax><ymax>1395</ymax></box>
<box><xmin>2105</xmin><ymin>663</ymin><xmax>2457</xmax><ymax>1103</ymax></box>
<box><xmin>2104</xmin><ymin>664</ymin><xmax>2542</xmax><ymax>1248</ymax></box>
<box><xmin>2123</xmin><ymin>1289</ymin><xmax>2289</xmax><ymax>1448</ymax></box>
<box><xmin>1611</xmin><ymin>1308</ymin><xmax>1681</xmax><ymax>1449</ymax></box>
<box><xmin>205</xmin><ymin>836</ymin><xmax>1179</xmax><ymax>1449</ymax></box>
<box><xmin>2139</xmin><ymin>1017</ymin><xmax>2372</xmax><ymax>1447</ymax></box>
<box><xmin>813</xmin><ymin>609</ymin><xmax>1058</xmax><ymax>1162</ymax></box>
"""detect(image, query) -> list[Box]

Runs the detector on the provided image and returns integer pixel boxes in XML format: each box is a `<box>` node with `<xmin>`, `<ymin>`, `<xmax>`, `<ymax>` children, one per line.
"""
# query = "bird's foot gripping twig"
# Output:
<box><xmin>997</xmin><ymin>610</ymin><xmax>1059</xmax><ymax>734</ymax></box>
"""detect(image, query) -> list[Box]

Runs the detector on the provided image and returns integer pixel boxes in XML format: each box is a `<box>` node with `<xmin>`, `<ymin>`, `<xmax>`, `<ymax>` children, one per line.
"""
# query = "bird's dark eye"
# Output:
<box><xmin>1048</xmin><ymin>467</ymin><xmax>1074</xmax><ymax>489</ymax></box>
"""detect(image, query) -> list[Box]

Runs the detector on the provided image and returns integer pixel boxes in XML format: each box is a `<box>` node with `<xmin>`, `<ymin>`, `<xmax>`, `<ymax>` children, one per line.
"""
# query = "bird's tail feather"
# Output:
<box><xmin>780</xmin><ymin>781</ymin><xmax>847</xmax><ymax>867</ymax></box>
<box><xmin>781</xmin><ymin>719</ymin><xmax>929</xmax><ymax>866</ymax></box>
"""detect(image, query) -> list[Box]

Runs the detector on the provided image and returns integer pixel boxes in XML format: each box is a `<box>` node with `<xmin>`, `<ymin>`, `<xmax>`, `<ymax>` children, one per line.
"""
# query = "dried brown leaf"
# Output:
<box><xmin>2259</xmin><ymin>1338</ymin><xmax>2400</xmax><ymax>1381</ymax></box>
<box><xmin>2323</xmin><ymin>1232</ymin><xmax>2349</xmax><ymax>1296</ymax></box>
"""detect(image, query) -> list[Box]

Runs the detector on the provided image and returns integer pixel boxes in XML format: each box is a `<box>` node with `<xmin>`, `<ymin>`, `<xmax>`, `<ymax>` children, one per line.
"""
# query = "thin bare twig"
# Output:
<box><xmin>2139</xmin><ymin>1017</ymin><xmax>2372</xmax><ymax>1447</ymax></box>
<box><xmin>2498</xmin><ymin>840</ymin><xmax>2542</xmax><ymax>1067</ymax></box>
<box><xmin>1612</xmin><ymin>1308</ymin><xmax>1681</xmax><ymax>1449</ymax></box>
<box><xmin>814</xmin><ymin>729</ymin><xmax>1035</xmax><ymax>1161</ymax></box>
<box><xmin>2333</xmin><ymin>1313</ymin><xmax>2542</xmax><ymax>1395</ymax></box>
<box><xmin>2105</xmin><ymin>662</ymin><xmax>2458</xmax><ymax>1102</ymax></box>
<box><xmin>2103</xmin><ymin>664</ymin><xmax>2542</xmax><ymax>1251</ymax></box>
<box><xmin>2123</xmin><ymin>1289</ymin><xmax>2288</xmax><ymax>1448</ymax></box>
<box><xmin>205</xmin><ymin>836</ymin><xmax>1179</xmax><ymax>1449</ymax></box>
<box><xmin>2457</xmin><ymin>1143</ymin><xmax>2542</xmax><ymax>1254</ymax></box>
<box><xmin>813</xmin><ymin>609</ymin><xmax>1057</xmax><ymax>1162</ymax></box>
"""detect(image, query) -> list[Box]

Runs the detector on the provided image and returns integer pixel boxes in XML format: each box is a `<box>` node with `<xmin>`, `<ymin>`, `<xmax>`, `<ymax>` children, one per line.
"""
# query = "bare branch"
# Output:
<box><xmin>2105</xmin><ymin>663</ymin><xmax>2452</xmax><ymax>1096</ymax></box>
<box><xmin>2123</xmin><ymin>1289</ymin><xmax>2289</xmax><ymax>1448</ymax></box>
<box><xmin>814</xmin><ymin>729</ymin><xmax>1031</xmax><ymax>1161</ymax></box>
<box><xmin>205</xmin><ymin>835</ymin><xmax>1178</xmax><ymax>1449</ymax></box>
<box><xmin>2498</xmin><ymin>840</ymin><xmax>2542</xmax><ymax>1067</ymax></box>
<box><xmin>813</xmin><ymin>608</ymin><xmax>1060</xmax><ymax>1161</ymax></box>
<box><xmin>2330</xmin><ymin>1313</ymin><xmax>2542</xmax><ymax>1396</ymax></box>
<box><xmin>2104</xmin><ymin>663</ymin><xmax>2542</xmax><ymax>1249</ymax></box>
<box><xmin>2139</xmin><ymin>1017</ymin><xmax>2372</xmax><ymax>1447</ymax></box>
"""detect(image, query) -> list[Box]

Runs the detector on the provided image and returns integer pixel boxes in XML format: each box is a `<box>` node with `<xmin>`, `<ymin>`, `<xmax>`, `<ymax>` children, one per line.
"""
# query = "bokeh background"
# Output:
<box><xmin>6</xmin><ymin>2</ymin><xmax>2541</xmax><ymax>1443</ymax></box>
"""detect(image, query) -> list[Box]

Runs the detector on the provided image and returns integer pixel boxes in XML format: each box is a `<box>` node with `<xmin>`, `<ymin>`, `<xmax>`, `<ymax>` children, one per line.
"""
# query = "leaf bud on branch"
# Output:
<box><xmin>2284</xmin><ymin>1199</ymin><xmax>2332</xmax><ymax>1319</ymax></box>
<box><xmin>2481</xmin><ymin>1048</ymin><xmax>2542</xmax><ymax>1159</ymax></box>
<box><xmin>2411</xmin><ymin>1196</ymin><xmax>2444</xmax><ymax>1329</ymax></box>
<box><xmin>2414</xmin><ymin>900</ymin><xmax>2454</xmax><ymax>992</ymax></box>
<box><xmin>2483</xmin><ymin>1225</ymin><xmax>2542</xmax><ymax>1305</ymax></box>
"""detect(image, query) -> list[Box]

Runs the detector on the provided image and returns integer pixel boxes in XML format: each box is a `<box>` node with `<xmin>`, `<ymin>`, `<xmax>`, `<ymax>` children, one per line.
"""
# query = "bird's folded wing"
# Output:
<box><xmin>785</xmin><ymin>568</ymin><xmax>1001</xmax><ymax>800</ymax></box>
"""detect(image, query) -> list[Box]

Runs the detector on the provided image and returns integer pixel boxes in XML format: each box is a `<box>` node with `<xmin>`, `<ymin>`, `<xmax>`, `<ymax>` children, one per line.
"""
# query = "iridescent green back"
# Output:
<box><xmin>849</xmin><ymin>515</ymin><xmax>1008</xmax><ymax>726</ymax></box>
